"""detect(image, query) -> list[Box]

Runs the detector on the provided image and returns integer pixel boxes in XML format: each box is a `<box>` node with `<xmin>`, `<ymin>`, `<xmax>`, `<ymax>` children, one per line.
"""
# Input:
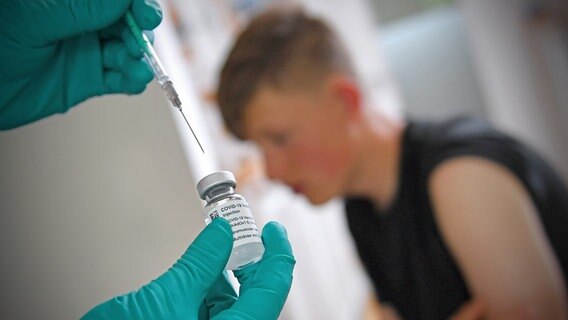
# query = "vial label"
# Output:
<box><xmin>205</xmin><ymin>198</ymin><xmax>262</xmax><ymax>246</ymax></box>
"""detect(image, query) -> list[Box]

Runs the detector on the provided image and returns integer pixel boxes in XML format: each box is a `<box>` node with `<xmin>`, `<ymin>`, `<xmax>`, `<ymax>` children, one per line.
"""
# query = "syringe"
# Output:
<box><xmin>125</xmin><ymin>12</ymin><xmax>204</xmax><ymax>153</ymax></box>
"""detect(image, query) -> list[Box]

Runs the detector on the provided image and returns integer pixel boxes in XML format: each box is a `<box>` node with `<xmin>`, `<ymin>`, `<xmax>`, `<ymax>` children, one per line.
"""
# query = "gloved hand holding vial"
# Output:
<box><xmin>83</xmin><ymin>218</ymin><xmax>295</xmax><ymax>319</ymax></box>
<box><xmin>84</xmin><ymin>170</ymin><xmax>294</xmax><ymax>319</ymax></box>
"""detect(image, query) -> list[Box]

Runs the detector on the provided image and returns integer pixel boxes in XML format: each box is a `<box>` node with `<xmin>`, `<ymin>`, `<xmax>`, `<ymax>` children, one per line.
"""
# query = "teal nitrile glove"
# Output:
<box><xmin>0</xmin><ymin>0</ymin><xmax>162</xmax><ymax>130</ymax></box>
<box><xmin>82</xmin><ymin>219</ymin><xmax>295</xmax><ymax>319</ymax></box>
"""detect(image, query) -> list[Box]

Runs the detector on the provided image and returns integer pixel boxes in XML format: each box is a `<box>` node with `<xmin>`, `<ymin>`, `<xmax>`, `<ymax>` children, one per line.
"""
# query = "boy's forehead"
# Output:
<box><xmin>242</xmin><ymin>86</ymin><xmax>312</xmax><ymax>136</ymax></box>
<box><xmin>246</xmin><ymin>86</ymin><xmax>299</xmax><ymax>117</ymax></box>
<box><xmin>242</xmin><ymin>91</ymin><xmax>287</xmax><ymax>136</ymax></box>
<box><xmin>252</xmin><ymin>83</ymin><xmax>321</xmax><ymax>108</ymax></box>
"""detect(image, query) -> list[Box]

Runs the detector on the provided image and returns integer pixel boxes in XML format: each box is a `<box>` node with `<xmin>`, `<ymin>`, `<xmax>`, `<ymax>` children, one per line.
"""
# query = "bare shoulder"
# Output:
<box><xmin>429</xmin><ymin>156</ymin><xmax>527</xmax><ymax>200</ymax></box>
<box><xmin>426</xmin><ymin>156</ymin><xmax>567</xmax><ymax>319</ymax></box>
<box><xmin>428</xmin><ymin>156</ymin><xmax>536</xmax><ymax>236</ymax></box>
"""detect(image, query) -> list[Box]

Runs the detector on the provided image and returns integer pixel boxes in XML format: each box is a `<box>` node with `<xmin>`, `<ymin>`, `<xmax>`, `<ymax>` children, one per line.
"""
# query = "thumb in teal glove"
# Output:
<box><xmin>0</xmin><ymin>0</ymin><xmax>162</xmax><ymax>129</ymax></box>
<box><xmin>82</xmin><ymin>219</ymin><xmax>296</xmax><ymax>320</ymax></box>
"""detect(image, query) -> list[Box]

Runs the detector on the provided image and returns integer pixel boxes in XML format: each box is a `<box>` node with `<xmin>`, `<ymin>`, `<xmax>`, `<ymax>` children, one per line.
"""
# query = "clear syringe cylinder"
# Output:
<box><xmin>140</xmin><ymin>33</ymin><xmax>170</xmax><ymax>86</ymax></box>
<box><xmin>138</xmin><ymin>33</ymin><xmax>182</xmax><ymax>109</ymax></box>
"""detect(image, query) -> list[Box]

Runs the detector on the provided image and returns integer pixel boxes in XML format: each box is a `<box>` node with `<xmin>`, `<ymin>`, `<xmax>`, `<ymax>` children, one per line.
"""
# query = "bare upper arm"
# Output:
<box><xmin>429</xmin><ymin>156</ymin><xmax>567</xmax><ymax>319</ymax></box>
<box><xmin>363</xmin><ymin>293</ymin><xmax>402</xmax><ymax>320</ymax></box>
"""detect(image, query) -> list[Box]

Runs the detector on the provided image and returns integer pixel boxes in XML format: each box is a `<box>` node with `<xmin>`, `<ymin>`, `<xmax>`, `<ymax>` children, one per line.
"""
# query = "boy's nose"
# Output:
<box><xmin>264</xmin><ymin>151</ymin><xmax>289</xmax><ymax>182</ymax></box>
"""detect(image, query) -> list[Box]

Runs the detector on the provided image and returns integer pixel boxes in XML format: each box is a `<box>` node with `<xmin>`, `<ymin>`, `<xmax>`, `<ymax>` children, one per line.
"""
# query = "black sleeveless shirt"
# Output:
<box><xmin>345</xmin><ymin>117</ymin><xmax>568</xmax><ymax>320</ymax></box>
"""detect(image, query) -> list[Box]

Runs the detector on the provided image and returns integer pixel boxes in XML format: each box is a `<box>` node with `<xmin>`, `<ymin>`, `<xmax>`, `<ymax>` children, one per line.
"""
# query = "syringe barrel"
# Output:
<box><xmin>141</xmin><ymin>34</ymin><xmax>170</xmax><ymax>86</ymax></box>
<box><xmin>125</xmin><ymin>12</ymin><xmax>170</xmax><ymax>86</ymax></box>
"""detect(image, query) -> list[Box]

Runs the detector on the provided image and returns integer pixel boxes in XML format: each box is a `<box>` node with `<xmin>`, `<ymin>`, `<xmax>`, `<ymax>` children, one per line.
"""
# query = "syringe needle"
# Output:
<box><xmin>125</xmin><ymin>12</ymin><xmax>205</xmax><ymax>154</ymax></box>
<box><xmin>166</xmin><ymin>86</ymin><xmax>204</xmax><ymax>153</ymax></box>
<box><xmin>179</xmin><ymin>109</ymin><xmax>205</xmax><ymax>154</ymax></box>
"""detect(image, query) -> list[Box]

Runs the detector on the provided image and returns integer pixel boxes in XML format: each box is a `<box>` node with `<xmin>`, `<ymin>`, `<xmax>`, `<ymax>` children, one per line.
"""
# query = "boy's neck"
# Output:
<box><xmin>346</xmin><ymin>112</ymin><xmax>405</xmax><ymax>211</ymax></box>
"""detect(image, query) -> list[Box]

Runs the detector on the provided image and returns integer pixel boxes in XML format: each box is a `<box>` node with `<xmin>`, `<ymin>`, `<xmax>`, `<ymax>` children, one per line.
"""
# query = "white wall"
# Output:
<box><xmin>300</xmin><ymin>0</ymin><xmax>404</xmax><ymax>118</ymax></box>
<box><xmin>0</xmin><ymin>84</ymin><xmax>205</xmax><ymax>319</ymax></box>
<box><xmin>460</xmin><ymin>0</ymin><xmax>568</xmax><ymax>181</ymax></box>
<box><xmin>379</xmin><ymin>5</ymin><xmax>487</xmax><ymax>120</ymax></box>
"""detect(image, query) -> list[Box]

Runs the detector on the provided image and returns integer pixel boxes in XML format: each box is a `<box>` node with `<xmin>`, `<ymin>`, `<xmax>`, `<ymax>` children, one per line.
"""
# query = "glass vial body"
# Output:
<box><xmin>197</xmin><ymin>171</ymin><xmax>264</xmax><ymax>270</ymax></box>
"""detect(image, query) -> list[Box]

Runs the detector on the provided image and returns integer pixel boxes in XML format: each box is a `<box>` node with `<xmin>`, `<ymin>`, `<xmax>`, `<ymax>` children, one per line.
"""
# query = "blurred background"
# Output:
<box><xmin>0</xmin><ymin>0</ymin><xmax>567</xmax><ymax>318</ymax></box>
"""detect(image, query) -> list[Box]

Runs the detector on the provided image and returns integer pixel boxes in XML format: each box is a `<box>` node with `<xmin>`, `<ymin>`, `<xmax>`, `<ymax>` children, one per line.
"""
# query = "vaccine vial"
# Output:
<box><xmin>196</xmin><ymin>171</ymin><xmax>265</xmax><ymax>270</ymax></box>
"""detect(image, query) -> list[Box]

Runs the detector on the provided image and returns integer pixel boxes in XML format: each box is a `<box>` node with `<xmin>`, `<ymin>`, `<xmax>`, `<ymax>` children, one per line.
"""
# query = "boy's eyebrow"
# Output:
<box><xmin>259</xmin><ymin>130</ymin><xmax>281</xmax><ymax>138</ymax></box>
<box><xmin>261</xmin><ymin>126</ymin><xmax>290</xmax><ymax>135</ymax></box>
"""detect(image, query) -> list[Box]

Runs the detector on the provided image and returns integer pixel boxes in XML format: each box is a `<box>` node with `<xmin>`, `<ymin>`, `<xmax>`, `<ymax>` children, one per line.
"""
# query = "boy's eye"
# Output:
<box><xmin>269</xmin><ymin>133</ymin><xmax>290</xmax><ymax>146</ymax></box>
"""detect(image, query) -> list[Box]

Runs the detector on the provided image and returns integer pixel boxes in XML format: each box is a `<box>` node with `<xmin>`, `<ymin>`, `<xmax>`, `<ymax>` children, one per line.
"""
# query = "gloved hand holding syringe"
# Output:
<box><xmin>0</xmin><ymin>0</ymin><xmax>295</xmax><ymax>317</ymax></box>
<box><xmin>125</xmin><ymin>12</ymin><xmax>205</xmax><ymax>153</ymax></box>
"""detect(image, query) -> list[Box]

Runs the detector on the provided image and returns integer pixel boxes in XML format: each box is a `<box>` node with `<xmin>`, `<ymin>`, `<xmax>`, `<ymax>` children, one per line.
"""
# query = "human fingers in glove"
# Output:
<box><xmin>82</xmin><ymin>218</ymin><xmax>295</xmax><ymax>320</ymax></box>
<box><xmin>0</xmin><ymin>0</ymin><xmax>162</xmax><ymax>129</ymax></box>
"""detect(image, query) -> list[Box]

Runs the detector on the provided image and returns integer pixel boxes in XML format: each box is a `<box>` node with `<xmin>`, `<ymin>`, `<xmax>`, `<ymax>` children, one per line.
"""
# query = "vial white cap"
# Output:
<box><xmin>196</xmin><ymin>171</ymin><xmax>237</xmax><ymax>200</ymax></box>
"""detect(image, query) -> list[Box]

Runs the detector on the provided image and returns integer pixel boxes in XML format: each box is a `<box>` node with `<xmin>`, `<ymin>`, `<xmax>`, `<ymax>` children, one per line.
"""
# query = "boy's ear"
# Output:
<box><xmin>328</xmin><ymin>74</ymin><xmax>362</xmax><ymax>119</ymax></box>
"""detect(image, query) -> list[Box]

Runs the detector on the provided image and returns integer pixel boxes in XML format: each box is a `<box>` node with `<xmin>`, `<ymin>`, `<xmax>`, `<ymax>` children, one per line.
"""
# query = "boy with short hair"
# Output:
<box><xmin>217</xmin><ymin>7</ymin><xmax>568</xmax><ymax>320</ymax></box>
